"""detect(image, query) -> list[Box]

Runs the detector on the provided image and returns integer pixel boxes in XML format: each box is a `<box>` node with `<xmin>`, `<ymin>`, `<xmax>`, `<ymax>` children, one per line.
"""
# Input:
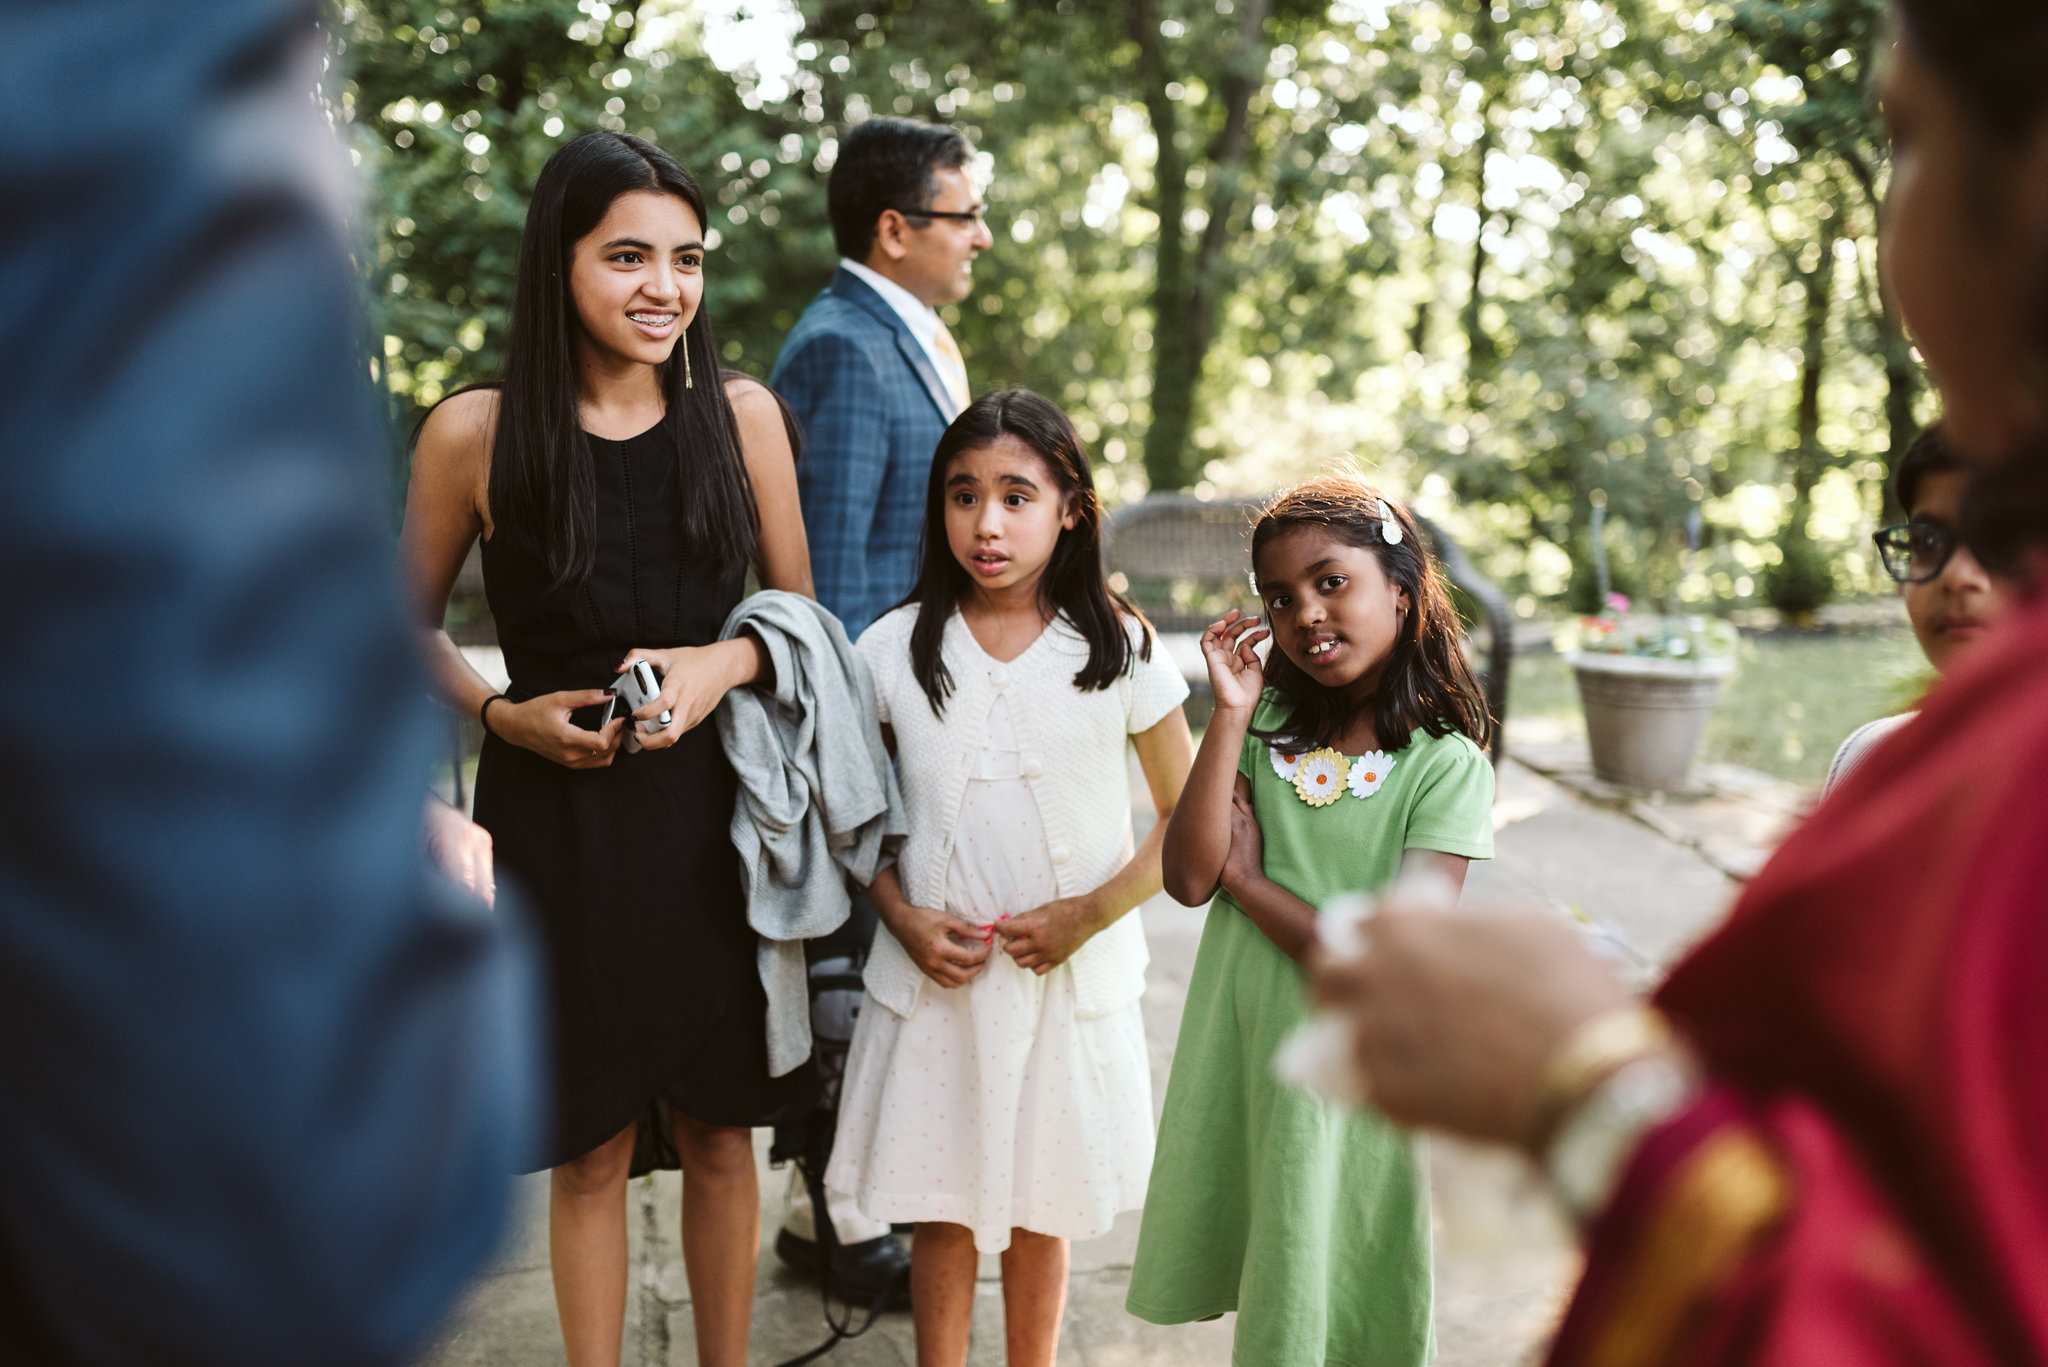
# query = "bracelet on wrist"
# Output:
<box><xmin>478</xmin><ymin>692</ymin><xmax>509</xmax><ymax>737</ymax></box>
<box><xmin>1531</xmin><ymin>1005</ymin><xmax>1672</xmax><ymax>1151</ymax></box>
<box><xmin>1544</xmin><ymin>1049</ymin><xmax>1697</xmax><ymax>1224</ymax></box>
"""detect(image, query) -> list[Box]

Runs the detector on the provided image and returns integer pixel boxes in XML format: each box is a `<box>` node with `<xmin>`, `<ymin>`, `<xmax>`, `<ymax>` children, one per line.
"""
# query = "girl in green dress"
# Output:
<box><xmin>1128</xmin><ymin>475</ymin><xmax>1495</xmax><ymax>1366</ymax></box>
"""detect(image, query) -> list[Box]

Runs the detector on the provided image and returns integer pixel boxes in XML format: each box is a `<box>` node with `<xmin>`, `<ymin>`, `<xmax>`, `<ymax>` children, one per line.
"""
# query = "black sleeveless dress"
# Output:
<box><xmin>473</xmin><ymin>422</ymin><xmax>813</xmax><ymax>1169</ymax></box>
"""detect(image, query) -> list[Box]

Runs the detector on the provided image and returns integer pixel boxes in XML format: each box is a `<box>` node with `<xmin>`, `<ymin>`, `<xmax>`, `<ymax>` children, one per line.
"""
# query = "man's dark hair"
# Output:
<box><xmin>1896</xmin><ymin>423</ymin><xmax>1962</xmax><ymax>518</ymax></box>
<box><xmin>828</xmin><ymin>117</ymin><xmax>973</xmax><ymax>261</ymax></box>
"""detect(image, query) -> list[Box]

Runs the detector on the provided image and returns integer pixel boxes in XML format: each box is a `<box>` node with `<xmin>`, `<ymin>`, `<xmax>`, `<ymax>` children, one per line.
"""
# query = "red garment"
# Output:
<box><xmin>1550</xmin><ymin>591</ymin><xmax>2048</xmax><ymax>1367</ymax></box>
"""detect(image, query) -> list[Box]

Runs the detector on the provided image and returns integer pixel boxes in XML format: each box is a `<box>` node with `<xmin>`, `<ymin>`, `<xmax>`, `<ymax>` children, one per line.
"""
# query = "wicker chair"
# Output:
<box><xmin>1102</xmin><ymin>494</ymin><xmax>1511</xmax><ymax>762</ymax></box>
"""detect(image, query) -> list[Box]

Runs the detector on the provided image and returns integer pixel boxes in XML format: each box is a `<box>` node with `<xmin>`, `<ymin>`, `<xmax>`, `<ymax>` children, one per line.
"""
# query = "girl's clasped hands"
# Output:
<box><xmin>887</xmin><ymin>893</ymin><xmax>1108</xmax><ymax>987</ymax></box>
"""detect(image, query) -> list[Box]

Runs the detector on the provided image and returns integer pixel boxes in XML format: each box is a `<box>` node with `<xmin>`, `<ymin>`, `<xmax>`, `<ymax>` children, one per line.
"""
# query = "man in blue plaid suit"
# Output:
<box><xmin>769</xmin><ymin>118</ymin><xmax>992</xmax><ymax>638</ymax></box>
<box><xmin>766</xmin><ymin>117</ymin><xmax>992</xmax><ymax>1306</ymax></box>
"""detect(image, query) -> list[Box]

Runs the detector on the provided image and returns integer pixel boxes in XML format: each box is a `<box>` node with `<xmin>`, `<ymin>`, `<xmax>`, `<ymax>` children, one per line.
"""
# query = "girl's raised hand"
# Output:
<box><xmin>1200</xmin><ymin>609</ymin><xmax>1269</xmax><ymax>714</ymax></box>
<box><xmin>491</xmin><ymin>689</ymin><xmax>626</xmax><ymax>769</ymax></box>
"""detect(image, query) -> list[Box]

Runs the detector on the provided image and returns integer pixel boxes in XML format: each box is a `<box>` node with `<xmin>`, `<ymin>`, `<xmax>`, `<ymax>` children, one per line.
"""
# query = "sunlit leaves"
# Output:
<box><xmin>337</xmin><ymin>0</ymin><xmax>1911</xmax><ymax>611</ymax></box>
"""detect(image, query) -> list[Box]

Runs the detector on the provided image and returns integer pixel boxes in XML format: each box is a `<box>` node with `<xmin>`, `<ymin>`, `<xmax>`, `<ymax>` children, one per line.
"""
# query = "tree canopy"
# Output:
<box><xmin>333</xmin><ymin>0</ymin><xmax>1916</xmax><ymax>617</ymax></box>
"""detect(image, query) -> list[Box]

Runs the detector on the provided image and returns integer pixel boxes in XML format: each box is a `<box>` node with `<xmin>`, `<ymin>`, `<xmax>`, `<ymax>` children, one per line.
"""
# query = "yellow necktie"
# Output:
<box><xmin>931</xmin><ymin>322</ymin><xmax>972</xmax><ymax>414</ymax></box>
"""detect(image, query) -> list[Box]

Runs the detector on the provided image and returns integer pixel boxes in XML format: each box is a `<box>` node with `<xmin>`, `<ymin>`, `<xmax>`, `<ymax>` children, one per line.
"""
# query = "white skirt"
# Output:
<box><xmin>825</xmin><ymin>699</ymin><xmax>1153</xmax><ymax>1252</ymax></box>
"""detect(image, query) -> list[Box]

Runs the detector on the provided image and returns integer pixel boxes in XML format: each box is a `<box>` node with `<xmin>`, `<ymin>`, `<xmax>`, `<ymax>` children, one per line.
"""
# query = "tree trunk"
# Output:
<box><xmin>1766</xmin><ymin>218</ymin><xmax>1837</xmax><ymax>618</ymax></box>
<box><xmin>1129</xmin><ymin>0</ymin><xmax>1192</xmax><ymax>491</ymax></box>
<box><xmin>1135</xmin><ymin>0</ymin><xmax>1270</xmax><ymax>491</ymax></box>
<box><xmin>1876</xmin><ymin>277</ymin><xmax>1919</xmax><ymax>519</ymax></box>
<box><xmin>1789</xmin><ymin>219</ymin><xmax>1836</xmax><ymax>530</ymax></box>
<box><xmin>1837</xmin><ymin>150</ymin><xmax>1916</xmax><ymax>518</ymax></box>
<box><xmin>1462</xmin><ymin>8</ymin><xmax>1498</xmax><ymax>403</ymax></box>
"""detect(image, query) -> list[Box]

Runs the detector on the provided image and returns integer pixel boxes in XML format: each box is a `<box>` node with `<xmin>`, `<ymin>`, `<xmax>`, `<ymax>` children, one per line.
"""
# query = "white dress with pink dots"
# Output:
<box><xmin>825</xmin><ymin>694</ymin><xmax>1155</xmax><ymax>1253</ymax></box>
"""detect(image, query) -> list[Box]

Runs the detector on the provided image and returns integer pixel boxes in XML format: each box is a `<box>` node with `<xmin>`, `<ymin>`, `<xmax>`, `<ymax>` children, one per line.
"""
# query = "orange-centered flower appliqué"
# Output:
<box><xmin>1348</xmin><ymin>750</ymin><xmax>1396</xmax><ymax>799</ymax></box>
<box><xmin>1291</xmin><ymin>748</ymin><xmax>1350</xmax><ymax>807</ymax></box>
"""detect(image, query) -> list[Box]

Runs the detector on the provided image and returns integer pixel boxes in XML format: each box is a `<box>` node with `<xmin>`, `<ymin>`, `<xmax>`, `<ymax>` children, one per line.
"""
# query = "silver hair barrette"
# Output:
<box><xmin>1379</xmin><ymin>498</ymin><xmax>1403</xmax><ymax>546</ymax></box>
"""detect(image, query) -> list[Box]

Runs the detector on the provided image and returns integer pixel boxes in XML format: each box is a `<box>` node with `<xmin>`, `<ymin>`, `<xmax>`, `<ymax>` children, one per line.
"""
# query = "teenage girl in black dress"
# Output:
<box><xmin>400</xmin><ymin>132</ymin><xmax>813</xmax><ymax>1367</ymax></box>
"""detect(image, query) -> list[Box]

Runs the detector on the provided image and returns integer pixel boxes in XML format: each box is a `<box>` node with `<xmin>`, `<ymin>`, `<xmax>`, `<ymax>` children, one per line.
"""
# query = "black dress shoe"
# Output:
<box><xmin>774</xmin><ymin>1227</ymin><xmax>913</xmax><ymax>1309</ymax></box>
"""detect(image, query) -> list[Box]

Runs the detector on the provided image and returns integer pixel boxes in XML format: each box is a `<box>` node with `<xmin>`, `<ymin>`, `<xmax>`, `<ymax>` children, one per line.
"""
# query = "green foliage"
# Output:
<box><xmin>334</xmin><ymin>0</ymin><xmax>1921</xmax><ymax>620</ymax></box>
<box><xmin>333</xmin><ymin>0</ymin><xmax>835</xmax><ymax>436</ymax></box>
<box><xmin>1764</xmin><ymin>524</ymin><xmax>1836</xmax><ymax>617</ymax></box>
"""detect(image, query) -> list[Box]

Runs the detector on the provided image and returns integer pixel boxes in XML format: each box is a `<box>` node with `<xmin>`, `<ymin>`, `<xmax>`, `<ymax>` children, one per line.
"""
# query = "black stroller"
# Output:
<box><xmin>768</xmin><ymin>902</ymin><xmax>911</xmax><ymax>1364</ymax></box>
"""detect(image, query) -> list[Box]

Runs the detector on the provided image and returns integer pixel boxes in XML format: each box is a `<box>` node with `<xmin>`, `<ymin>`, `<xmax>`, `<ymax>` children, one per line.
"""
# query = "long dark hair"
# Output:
<box><xmin>489</xmin><ymin>132</ymin><xmax>756</xmax><ymax>591</ymax></box>
<box><xmin>1895</xmin><ymin>1</ymin><xmax>2048</xmax><ymax>571</ymax></box>
<box><xmin>1251</xmin><ymin>474</ymin><xmax>1490</xmax><ymax>753</ymax></box>
<box><xmin>903</xmin><ymin>389</ymin><xmax>1152</xmax><ymax>714</ymax></box>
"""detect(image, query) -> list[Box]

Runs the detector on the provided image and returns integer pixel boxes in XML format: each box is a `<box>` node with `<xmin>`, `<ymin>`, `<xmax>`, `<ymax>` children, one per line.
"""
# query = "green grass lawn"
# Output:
<box><xmin>1509</xmin><ymin>629</ymin><xmax>1934</xmax><ymax>789</ymax></box>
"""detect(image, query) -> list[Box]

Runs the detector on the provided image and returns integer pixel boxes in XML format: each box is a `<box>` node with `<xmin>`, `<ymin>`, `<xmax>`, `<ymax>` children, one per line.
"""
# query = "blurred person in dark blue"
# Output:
<box><xmin>0</xmin><ymin>3</ymin><xmax>541</xmax><ymax>1364</ymax></box>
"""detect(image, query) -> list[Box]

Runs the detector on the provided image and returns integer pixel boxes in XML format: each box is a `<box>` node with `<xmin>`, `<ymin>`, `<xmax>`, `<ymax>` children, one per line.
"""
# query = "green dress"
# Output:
<box><xmin>1126</xmin><ymin>693</ymin><xmax>1495</xmax><ymax>1367</ymax></box>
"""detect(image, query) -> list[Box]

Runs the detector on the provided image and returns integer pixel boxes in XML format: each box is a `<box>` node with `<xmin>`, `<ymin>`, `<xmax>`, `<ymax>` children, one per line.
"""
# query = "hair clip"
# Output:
<box><xmin>1378</xmin><ymin>498</ymin><xmax>1403</xmax><ymax>546</ymax></box>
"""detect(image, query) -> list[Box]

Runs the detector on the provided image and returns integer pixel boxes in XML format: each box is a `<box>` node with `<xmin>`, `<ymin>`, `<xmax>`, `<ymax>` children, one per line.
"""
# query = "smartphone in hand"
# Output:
<box><xmin>613</xmin><ymin>659</ymin><xmax>671</xmax><ymax>732</ymax></box>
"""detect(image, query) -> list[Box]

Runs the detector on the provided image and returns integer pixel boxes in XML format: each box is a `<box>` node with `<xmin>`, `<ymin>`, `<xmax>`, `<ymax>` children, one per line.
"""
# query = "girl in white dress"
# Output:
<box><xmin>828</xmin><ymin>390</ymin><xmax>1195</xmax><ymax>1366</ymax></box>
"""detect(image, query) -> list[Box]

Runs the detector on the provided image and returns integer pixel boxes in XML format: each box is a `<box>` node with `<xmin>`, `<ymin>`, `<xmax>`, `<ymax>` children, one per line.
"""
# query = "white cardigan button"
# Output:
<box><xmin>988</xmin><ymin>665</ymin><xmax>1010</xmax><ymax>689</ymax></box>
<box><xmin>1022</xmin><ymin>758</ymin><xmax>1044</xmax><ymax>779</ymax></box>
<box><xmin>1050</xmin><ymin>845</ymin><xmax>1070</xmax><ymax>864</ymax></box>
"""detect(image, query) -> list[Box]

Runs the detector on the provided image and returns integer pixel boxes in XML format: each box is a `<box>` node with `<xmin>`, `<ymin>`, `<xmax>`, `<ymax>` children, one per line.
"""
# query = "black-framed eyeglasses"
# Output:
<box><xmin>897</xmin><ymin>205</ymin><xmax>989</xmax><ymax>226</ymax></box>
<box><xmin>1873</xmin><ymin>521</ymin><xmax>1959</xmax><ymax>583</ymax></box>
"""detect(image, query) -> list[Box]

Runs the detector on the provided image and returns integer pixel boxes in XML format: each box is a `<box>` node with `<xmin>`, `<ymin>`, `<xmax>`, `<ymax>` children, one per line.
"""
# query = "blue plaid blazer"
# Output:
<box><xmin>769</xmin><ymin>267</ymin><xmax>958</xmax><ymax>638</ymax></box>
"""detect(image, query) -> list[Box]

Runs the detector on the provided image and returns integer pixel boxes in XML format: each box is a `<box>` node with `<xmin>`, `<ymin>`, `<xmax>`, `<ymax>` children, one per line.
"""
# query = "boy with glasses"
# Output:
<box><xmin>1828</xmin><ymin>424</ymin><xmax>2019</xmax><ymax>791</ymax></box>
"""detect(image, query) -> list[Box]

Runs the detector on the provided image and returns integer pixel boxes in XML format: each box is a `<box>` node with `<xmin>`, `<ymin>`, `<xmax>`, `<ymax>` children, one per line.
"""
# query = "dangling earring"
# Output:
<box><xmin>682</xmin><ymin>331</ymin><xmax>694</xmax><ymax>389</ymax></box>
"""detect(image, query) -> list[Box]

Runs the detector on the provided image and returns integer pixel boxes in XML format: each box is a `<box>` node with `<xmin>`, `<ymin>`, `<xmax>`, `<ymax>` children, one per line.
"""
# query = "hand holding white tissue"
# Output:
<box><xmin>1275</xmin><ymin>875</ymin><xmax>1460</xmax><ymax>1105</ymax></box>
<box><xmin>1304</xmin><ymin>881</ymin><xmax>1633</xmax><ymax>1146</ymax></box>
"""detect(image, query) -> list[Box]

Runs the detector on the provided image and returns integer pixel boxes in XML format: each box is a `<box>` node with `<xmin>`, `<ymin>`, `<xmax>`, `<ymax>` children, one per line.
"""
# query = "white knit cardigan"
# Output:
<box><xmin>856</xmin><ymin>605</ymin><xmax>1190</xmax><ymax>1021</ymax></box>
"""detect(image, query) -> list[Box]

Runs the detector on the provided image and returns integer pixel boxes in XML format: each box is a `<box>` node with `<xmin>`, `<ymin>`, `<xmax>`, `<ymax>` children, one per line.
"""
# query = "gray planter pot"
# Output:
<box><xmin>1567</xmin><ymin>652</ymin><xmax>1734</xmax><ymax>790</ymax></box>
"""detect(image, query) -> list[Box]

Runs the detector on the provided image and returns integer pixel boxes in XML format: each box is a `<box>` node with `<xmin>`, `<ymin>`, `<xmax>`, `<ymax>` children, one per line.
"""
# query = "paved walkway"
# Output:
<box><xmin>423</xmin><ymin>748</ymin><xmax>1764</xmax><ymax>1367</ymax></box>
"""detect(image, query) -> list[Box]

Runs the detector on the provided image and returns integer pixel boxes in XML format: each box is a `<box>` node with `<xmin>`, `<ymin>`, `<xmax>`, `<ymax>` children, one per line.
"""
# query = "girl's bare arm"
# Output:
<box><xmin>728</xmin><ymin>377</ymin><xmax>814</xmax><ymax>599</ymax></box>
<box><xmin>1001</xmin><ymin>707</ymin><xmax>1195</xmax><ymax>972</ymax></box>
<box><xmin>399</xmin><ymin>389</ymin><xmax>501</xmax><ymax>722</ymax></box>
<box><xmin>400</xmin><ymin>390</ymin><xmax>625</xmax><ymax>767</ymax></box>
<box><xmin>620</xmin><ymin>381</ymin><xmax>812</xmax><ymax>742</ymax></box>
<box><xmin>1162</xmin><ymin>703</ymin><xmax>1250</xmax><ymax>906</ymax></box>
<box><xmin>1213</xmin><ymin>775</ymin><xmax>1319</xmax><ymax>961</ymax></box>
<box><xmin>1162</xmin><ymin>610</ymin><xmax>1269</xmax><ymax>906</ymax></box>
<box><xmin>1223</xmin><ymin>802</ymin><xmax>1475</xmax><ymax>966</ymax></box>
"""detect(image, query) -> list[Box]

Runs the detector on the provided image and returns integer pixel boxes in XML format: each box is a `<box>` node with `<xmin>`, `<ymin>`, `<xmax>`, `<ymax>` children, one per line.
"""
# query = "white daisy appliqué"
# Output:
<box><xmin>1270</xmin><ymin>747</ymin><xmax>1306</xmax><ymax>782</ymax></box>
<box><xmin>1347</xmin><ymin>750</ymin><xmax>1396</xmax><ymax>799</ymax></box>
<box><xmin>1291</xmin><ymin>748</ymin><xmax>1351</xmax><ymax>807</ymax></box>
